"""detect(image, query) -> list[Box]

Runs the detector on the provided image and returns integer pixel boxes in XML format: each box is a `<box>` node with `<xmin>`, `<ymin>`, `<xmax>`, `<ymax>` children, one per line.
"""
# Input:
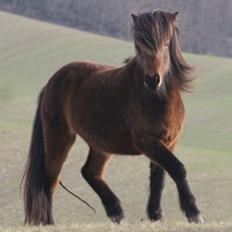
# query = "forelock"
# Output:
<box><xmin>132</xmin><ymin>11</ymin><xmax>174</xmax><ymax>55</ymax></box>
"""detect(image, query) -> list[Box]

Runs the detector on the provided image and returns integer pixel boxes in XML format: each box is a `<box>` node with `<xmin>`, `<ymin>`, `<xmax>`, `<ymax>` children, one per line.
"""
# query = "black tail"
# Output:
<box><xmin>22</xmin><ymin>90</ymin><xmax>54</xmax><ymax>225</ymax></box>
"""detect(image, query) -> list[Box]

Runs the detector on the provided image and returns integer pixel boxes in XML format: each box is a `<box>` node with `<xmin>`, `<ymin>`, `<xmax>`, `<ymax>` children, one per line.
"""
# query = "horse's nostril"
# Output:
<box><xmin>153</xmin><ymin>74</ymin><xmax>160</xmax><ymax>85</ymax></box>
<box><xmin>144</xmin><ymin>74</ymin><xmax>160</xmax><ymax>90</ymax></box>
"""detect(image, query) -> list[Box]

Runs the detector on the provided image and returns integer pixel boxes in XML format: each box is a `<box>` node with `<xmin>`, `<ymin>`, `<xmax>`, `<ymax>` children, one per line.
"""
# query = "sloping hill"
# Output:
<box><xmin>1</xmin><ymin>0</ymin><xmax>232</xmax><ymax>57</ymax></box>
<box><xmin>0</xmin><ymin>12</ymin><xmax>231</xmax><ymax>230</ymax></box>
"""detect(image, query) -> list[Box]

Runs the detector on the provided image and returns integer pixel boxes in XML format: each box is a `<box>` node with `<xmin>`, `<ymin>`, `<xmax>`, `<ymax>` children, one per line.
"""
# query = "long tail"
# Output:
<box><xmin>22</xmin><ymin>90</ymin><xmax>54</xmax><ymax>225</ymax></box>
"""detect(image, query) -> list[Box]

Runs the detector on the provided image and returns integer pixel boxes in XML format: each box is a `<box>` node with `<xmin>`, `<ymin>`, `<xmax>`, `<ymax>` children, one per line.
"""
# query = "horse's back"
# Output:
<box><xmin>42</xmin><ymin>61</ymin><xmax>111</xmax><ymax>107</ymax></box>
<box><xmin>48</xmin><ymin>61</ymin><xmax>111</xmax><ymax>86</ymax></box>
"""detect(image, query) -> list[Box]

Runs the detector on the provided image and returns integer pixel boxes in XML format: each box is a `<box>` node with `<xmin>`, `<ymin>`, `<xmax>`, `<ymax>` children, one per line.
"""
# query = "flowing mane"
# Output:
<box><xmin>131</xmin><ymin>11</ymin><xmax>193</xmax><ymax>92</ymax></box>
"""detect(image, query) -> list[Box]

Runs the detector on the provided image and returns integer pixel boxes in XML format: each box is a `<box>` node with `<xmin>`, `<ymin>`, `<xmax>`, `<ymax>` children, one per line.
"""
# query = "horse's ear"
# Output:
<box><xmin>131</xmin><ymin>13</ymin><xmax>138</xmax><ymax>23</ymax></box>
<box><xmin>172</xmin><ymin>11</ymin><xmax>179</xmax><ymax>20</ymax></box>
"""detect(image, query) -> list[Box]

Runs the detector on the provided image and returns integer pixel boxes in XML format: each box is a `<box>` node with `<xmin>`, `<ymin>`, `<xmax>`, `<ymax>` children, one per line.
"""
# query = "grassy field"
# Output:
<box><xmin>0</xmin><ymin>11</ymin><xmax>232</xmax><ymax>231</ymax></box>
<box><xmin>2</xmin><ymin>222</ymin><xmax>232</xmax><ymax>232</ymax></box>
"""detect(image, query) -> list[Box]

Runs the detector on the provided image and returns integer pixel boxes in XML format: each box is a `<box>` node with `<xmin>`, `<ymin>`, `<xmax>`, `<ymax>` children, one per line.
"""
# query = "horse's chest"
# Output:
<box><xmin>134</xmin><ymin>98</ymin><xmax>185</xmax><ymax>147</ymax></box>
<box><xmin>158</xmin><ymin>115</ymin><xmax>184</xmax><ymax>146</ymax></box>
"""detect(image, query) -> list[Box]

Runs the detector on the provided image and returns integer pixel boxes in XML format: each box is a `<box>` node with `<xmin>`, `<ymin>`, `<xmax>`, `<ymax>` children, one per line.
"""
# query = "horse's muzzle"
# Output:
<box><xmin>144</xmin><ymin>74</ymin><xmax>160</xmax><ymax>90</ymax></box>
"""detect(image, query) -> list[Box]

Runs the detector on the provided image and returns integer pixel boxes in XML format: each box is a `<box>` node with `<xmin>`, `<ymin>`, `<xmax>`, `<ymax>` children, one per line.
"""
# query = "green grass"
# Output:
<box><xmin>0</xmin><ymin>11</ymin><xmax>232</xmax><ymax>231</ymax></box>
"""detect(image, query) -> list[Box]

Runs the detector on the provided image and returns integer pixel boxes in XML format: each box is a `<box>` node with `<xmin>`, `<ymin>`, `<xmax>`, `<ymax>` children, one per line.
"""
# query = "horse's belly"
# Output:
<box><xmin>75</xmin><ymin>121</ymin><xmax>140</xmax><ymax>155</ymax></box>
<box><xmin>93</xmin><ymin>133</ymin><xmax>140</xmax><ymax>155</ymax></box>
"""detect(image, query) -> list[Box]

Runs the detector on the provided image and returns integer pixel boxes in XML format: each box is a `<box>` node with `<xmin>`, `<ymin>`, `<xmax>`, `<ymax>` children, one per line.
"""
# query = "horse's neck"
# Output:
<box><xmin>121</xmin><ymin>57</ymin><xmax>144</xmax><ymax>85</ymax></box>
<box><xmin>137</xmin><ymin>73</ymin><xmax>181</xmax><ymax>106</ymax></box>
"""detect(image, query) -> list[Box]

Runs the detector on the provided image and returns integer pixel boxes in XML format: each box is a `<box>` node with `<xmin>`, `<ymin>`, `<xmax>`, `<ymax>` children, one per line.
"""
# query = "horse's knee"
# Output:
<box><xmin>171</xmin><ymin>162</ymin><xmax>187</xmax><ymax>182</ymax></box>
<box><xmin>81</xmin><ymin>165</ymin><xmax>96</xmax><ymax>182</ymax></box>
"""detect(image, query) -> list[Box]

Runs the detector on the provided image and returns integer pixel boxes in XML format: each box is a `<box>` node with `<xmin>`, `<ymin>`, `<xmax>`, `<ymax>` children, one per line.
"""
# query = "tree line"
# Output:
<box><xmin>0</xmin><ymin>0</ymin><xmax>232</xmax><ymax>57</ymax></box>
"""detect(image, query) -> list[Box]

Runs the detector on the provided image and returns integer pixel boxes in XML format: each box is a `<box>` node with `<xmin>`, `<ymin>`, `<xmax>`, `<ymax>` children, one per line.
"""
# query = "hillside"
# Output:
<box><xmin>0</xmin><ymin>12</ymin><xmax>232</xmax><ymax>231</ymax></box>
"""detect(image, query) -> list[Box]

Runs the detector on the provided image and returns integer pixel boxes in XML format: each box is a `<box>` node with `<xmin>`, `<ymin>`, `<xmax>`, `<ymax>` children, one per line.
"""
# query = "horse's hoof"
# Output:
<box><xmin>148</xmin><ymin>209</ymin><xmax>162</xmax><ymax>222</ymax></box>
<box><xmin>188</xmin><ymin>214</ymin><xmax>204</xmax><ymax>224</ymax></box>
<box><xmin>150</xmin><ymin>213</ymin><xmax>162</xmax><ymax>222</ymax></box>
<box><xmin>110</xmin><ymin>214</ymin><xmax>124</xmax><ymax>224</ymax></box>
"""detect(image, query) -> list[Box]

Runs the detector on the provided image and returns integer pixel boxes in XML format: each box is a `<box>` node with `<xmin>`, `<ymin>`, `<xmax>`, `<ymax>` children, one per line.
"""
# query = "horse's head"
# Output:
<box><xmin>132</xmin><ymin>10</ymin><xmax>188</xmax><ymax>93</ymax></box>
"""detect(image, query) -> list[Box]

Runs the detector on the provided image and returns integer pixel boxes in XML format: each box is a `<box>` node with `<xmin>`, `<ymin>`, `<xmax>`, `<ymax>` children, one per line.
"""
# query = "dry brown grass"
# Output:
<box><xmin>1</xmin><ymin>222</ymin><xmax>232</xmax><ymax>232</ymax></box>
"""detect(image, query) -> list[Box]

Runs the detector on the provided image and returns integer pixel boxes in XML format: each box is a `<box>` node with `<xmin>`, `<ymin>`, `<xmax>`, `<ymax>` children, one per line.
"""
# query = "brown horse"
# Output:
<box><xmin>22</xmin><ymin>10</ymin><xmax>203</xmax><ymax>225</ymax></box>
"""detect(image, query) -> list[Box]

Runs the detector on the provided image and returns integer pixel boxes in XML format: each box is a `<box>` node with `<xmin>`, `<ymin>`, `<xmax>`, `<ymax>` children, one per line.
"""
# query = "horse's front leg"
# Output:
<box><xmin>147</xmin><ymin>163</ymin><xmax>165</xmax><ymax>221</ymax></box>
<box><xmin>138</xmin><ymin>141</ymin><xmax>203</xmax><ymax>223</ymax></box>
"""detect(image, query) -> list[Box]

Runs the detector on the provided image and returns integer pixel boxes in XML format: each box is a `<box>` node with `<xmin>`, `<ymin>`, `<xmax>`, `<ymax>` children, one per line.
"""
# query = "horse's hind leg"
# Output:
<box><xmin>43</xmin><ymin>121</ymin><xmax>76</xmax><ymax>223</ymax></box>
<box><xmin>81</xmin><ymin>148</ymin><xmax>124</xmax><ymax>223</ymax></box>
<box><xmin>147</xmin><ymin>163</ymin><xmax>165</xmax><ymax>221</ymax></box>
